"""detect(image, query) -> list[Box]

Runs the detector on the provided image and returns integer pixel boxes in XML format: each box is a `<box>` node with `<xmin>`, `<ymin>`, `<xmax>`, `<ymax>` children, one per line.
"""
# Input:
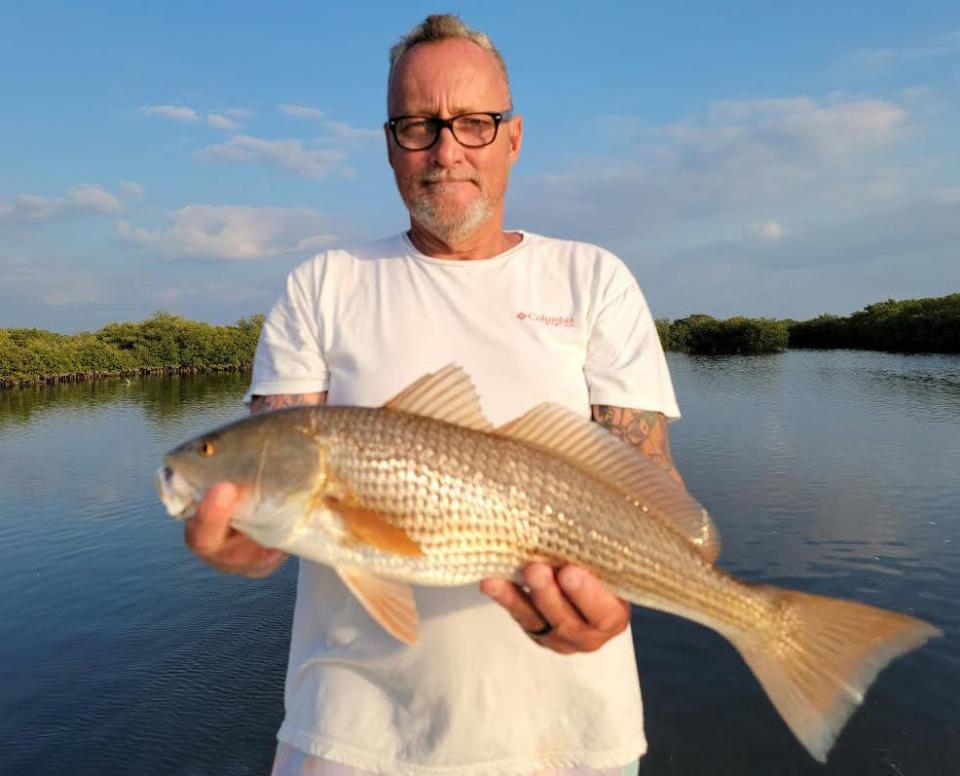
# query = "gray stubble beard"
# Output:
<box><xmin>404</xmin><ymin>180</ymin><xmax>498</xmax><ymax>243</ymax></box>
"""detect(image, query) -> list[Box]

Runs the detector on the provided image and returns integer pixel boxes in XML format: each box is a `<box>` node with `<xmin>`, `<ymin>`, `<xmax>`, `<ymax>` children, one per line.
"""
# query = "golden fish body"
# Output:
<box><xmin>242</xmin><ymin>404</ymin><xmax>713</xmax><ymax>596</ymax></box>
<box><xmin>156</xmin><ymin>365</ymin><xmax>940</xmax><ymax>763</ymax></box>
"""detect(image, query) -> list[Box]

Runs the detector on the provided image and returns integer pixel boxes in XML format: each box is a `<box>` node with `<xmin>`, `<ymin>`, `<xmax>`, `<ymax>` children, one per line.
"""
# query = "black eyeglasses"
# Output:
<box><xmin>387</xmin><ymin>111</ymin><xmax>513</xmax><ymax>151</ymax></box>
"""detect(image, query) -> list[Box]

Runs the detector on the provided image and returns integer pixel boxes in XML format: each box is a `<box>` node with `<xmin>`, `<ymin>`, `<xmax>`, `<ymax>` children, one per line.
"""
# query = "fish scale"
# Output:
<box><xmin>318</xmin><ymin>406</ymin><xmax>744</xmax><ymax>625</ymax></box>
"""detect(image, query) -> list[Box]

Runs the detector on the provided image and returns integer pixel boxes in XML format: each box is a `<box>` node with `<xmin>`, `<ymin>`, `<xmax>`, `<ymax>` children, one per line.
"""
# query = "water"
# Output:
<box><xmin>0</xmin><ymin>352</ymin><xmax>957</xmax><ymax>775</ymax></box>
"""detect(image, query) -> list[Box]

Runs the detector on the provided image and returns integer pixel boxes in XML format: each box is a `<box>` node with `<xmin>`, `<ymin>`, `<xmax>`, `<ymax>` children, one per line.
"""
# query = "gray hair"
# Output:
<box><xmin>388</xmin><ymin>14</ymin><xmax>511</xmax><ymax>103</ymax></box>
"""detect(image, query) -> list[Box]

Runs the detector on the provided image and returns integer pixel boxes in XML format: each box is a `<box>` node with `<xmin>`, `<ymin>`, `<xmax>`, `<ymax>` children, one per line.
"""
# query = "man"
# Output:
<box><xmin>186</xmin><ymin>14</ymin><xmax>682</xmax><ymax>776</ymax></box>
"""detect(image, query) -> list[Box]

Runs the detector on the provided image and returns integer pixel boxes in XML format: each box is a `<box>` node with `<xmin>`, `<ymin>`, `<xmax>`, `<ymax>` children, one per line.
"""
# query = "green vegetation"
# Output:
<box><xmin>0</xmin><ymin>312</ymin><xmax>263</xmax><ymax>388</ymax></box>
<box><xmin>656</xmin><ymin>293</ymin><xmax>959</xmax><ymax>355</ymax></box>
<box><xmin>657</xmin><ymin>315</ymin><xmax>789</xmax><ymax>355</ymax></box>
<box><xmin>787</xmin><ymin>294</ymin><xmax>960</xmax><ymax>353</ymax></box>
<box><xmin>3</xmin><ymin>292</ymin><xmax>956</xmax><ymax>387</ymax></box>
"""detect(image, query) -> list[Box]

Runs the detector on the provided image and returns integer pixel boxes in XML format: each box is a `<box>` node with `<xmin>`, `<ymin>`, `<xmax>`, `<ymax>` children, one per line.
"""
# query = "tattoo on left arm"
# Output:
<box><xmin>591</xmin><ymin>405</ymin><xmax>685</xmax><ymax>487</ymax></box>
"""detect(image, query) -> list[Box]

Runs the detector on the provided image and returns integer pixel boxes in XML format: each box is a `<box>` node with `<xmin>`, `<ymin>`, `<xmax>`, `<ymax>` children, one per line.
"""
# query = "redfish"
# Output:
<box><xmin>155</xmin><ymin>365</ymin><xmax>940</xmax><ymax>762</ymax></box>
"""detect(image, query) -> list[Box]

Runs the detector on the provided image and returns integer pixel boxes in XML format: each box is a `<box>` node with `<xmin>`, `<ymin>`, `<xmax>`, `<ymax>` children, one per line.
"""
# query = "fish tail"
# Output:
<box><xmin>729</xmin><ymin>585</ymin><xmax>941</xmax><ymax>762</ymax></box>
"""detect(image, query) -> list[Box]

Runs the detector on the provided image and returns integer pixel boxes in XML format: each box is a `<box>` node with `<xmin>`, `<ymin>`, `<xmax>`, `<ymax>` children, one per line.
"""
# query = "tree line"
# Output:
<box><xmin>656</xmin><ymin>292</ymin><xmax>959</xmax><ymax>356</ymax></box>
<box><xmin>0</xmin><ymin>312</ymin><xmax>263</xmax><ymax>388</ymax></box>
<box><xmin>1</xmin><ymin>293</ymin><xmax>957</xmax><ymax>387</ymax></box>
<box><xmin>785</xmin><ymin>293</ymin><xmax>960</xmax><ymax>353</ymax></box>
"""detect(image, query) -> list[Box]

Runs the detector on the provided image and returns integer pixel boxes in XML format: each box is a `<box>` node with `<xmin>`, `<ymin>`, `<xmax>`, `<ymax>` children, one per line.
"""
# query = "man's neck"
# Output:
<box><xmin>407</xmin><ymin>221</ymin><xmax>522</xmax><ymax>260</ymax></box>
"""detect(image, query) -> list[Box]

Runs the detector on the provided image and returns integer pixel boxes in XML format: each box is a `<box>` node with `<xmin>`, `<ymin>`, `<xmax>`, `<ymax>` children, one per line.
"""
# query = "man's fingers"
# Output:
<box><xmin>479</xmin><ymin>578</ymin><xmax>549</xmax><ymax>634</ymax></box>
<box><xmin>185</xmin><ymin>482</ymin><xmax>239</xmax><ymax>555</ymax></box>
<box><xmin>522</xmin><ymin>563</ymin><xmax>586</xmax><ymax>636</ymax></box>
<box><xmin>481</xmin><ymin>565</ymin><xmax>630</xmax><ymax>653</ymax></box>
<box><xmin>556</xmin><ymin>565</ymin><xmax>630</xmax><ymax>634</ymax></box>
<box><xmin>181</xmin><ymin>482</ymin><xmax>288</xmax><ymax>578</ymax></box>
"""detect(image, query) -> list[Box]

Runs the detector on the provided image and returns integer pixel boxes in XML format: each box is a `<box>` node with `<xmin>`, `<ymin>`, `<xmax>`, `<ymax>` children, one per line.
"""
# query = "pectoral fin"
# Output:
<box><xmin>324</xmin><ymin>496</ymin><xmax>424</xmax><ymax>557</ymax></box>
<box><xmin>336</xmin><ymin>567</ymin><xmax>419</xmax><ymax>645</ymax></box>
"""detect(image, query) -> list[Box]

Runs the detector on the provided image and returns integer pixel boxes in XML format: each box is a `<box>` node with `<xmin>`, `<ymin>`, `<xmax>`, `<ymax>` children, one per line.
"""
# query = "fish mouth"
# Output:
<box><xmin>154</xmin><ymin>466</ymin><xmax>199</xmax><ymax>520</ymax></box>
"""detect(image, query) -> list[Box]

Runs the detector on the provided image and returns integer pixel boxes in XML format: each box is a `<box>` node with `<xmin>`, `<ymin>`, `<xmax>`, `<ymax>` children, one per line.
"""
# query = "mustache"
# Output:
<box><xmin>418</xmin><ymin>170</ymin><xmax>477</xmax><ymax>184</ymax></box>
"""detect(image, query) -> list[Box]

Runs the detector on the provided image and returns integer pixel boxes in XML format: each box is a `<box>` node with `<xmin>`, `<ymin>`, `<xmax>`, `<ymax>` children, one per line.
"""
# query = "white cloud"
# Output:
<box><xmin>277</xmin><ymin>104</ymin><xmax>381</xmax><ymax>148</ymax></box>
<box><xmin>848</xmin><ymin>29</ymin><xmax>960</xmax><ymax>75</ymax></box>
<box><xmin>506</xmin><ymin>91</ymin><xmax>960</xmax><ymax>318</ymax></box>
<box><xmin>656</xmin><ymin>95</ymin><xmax>906</xmax><ymax>161</ymax></box>
<box><xmin>68</xmin><ymin>184</ymin><xmax>123</xmax><ymax>214</ymax></box>
<box><xmin>649</xmin><ymin>193</ymin><xmax>960</xmax><ymax>318</ymax></box>
<box><xmin>142</xmin><ymin>104</ymin><xmax>199</xmax><ymax>122</ymax></box>
<box><xmin>207</xmin><ymin>113</ymin><xmax>239</xmax><ymax>131</ymax></box>
<box><xmin>0</xmin><ymin>184</ymin><xmax>122</xmax><ymax>224</ymax></box>
<box><xmin>41</xmin><ymin>281</ymin><xmax>104</xmax><ymax>306</ymax></box>
<box><xmin>278</xmin><ymin>103</ymin><xmax>325</xmax><ymax>120</ymax></box>
<box><xmin>747</xmin><ymin>221</ymin><xmax>784</xmax><ymax>241</ymax></box>
<box><xmin>120</xmin><ymin>180</ymin><xmax>145</xmax><ymax>201</ymax></box>
<box><xmin>197</xmin><ymin>134</ymin><xmax>347</xmax><ymax>179</ymax></box>
<box><xmin>323</xmin><ymin>120</ymin><xmax>383</xmax><ymax>147</ymax></box>
<box><xmin>117</xmin><ymin>204</ymin><xmax>338</xmax><ymax>260</ymax></box>
<box><xmin>515</xmin><ymin>94</ymin><xmax>911</xmax><ymax>246</ymax></box>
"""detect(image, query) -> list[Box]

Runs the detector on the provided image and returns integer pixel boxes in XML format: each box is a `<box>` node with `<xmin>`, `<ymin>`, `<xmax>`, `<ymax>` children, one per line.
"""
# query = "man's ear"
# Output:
<box><xmin>384</xmin><ymin>122</ymin><xmax>397</xmax><ymax>170</ymax></box>
<box><xmin>508</xmin><ymin>114</ymin><xmax>523</xmax><ymax>165</ymax></box>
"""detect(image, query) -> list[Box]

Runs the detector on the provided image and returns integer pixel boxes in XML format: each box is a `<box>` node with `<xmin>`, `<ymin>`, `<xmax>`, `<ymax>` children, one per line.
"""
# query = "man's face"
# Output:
<box><xmin>386</xmin><ymin>39</ymin><xmax>522</xmax><ymax>242</ymax></box>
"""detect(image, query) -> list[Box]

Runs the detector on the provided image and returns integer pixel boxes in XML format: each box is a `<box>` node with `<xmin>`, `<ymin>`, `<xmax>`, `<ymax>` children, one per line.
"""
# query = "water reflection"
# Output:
<box><xmin>1</xmin><ymin>352</ymin><xmax>958</xmax><ymax>775</ymax></box>
<box><xmin>0</xmin><ymin>371</ymin><xmax>251</xmax><ymax>430</ymax></box>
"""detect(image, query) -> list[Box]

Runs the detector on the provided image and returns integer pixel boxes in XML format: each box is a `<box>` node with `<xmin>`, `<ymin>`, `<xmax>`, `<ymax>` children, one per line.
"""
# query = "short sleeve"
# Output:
<box><xmin>583</xmin><ymin>275</ymin><xmax>680</xmax><ymax>419</ymax></box>
<box><xmin>243</xmin><ymin>260</ymin><xmax>329</xmax><ymax>403</ymax></box>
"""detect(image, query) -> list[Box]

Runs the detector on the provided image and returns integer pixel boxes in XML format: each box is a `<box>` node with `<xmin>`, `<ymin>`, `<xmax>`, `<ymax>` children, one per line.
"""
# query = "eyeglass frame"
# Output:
<box><xmin>386</xmin><ymin>111</ymin><xmax>514</xmax><ymax>151</ymax></box>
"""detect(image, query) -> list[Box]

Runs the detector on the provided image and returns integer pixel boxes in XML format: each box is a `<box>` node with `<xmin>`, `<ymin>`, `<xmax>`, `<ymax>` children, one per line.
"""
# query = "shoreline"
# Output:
<box><xmin>0</xmin><ymin>363</ymin><xmax>252</xmax><ymax>390</ymax></box>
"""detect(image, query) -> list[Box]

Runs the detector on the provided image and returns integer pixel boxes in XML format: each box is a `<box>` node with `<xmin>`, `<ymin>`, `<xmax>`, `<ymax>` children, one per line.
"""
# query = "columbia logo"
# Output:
<box><xmin>516</xmin><ymin>312</ymin><xmax>575</xmax><ymax>327</ymax></box>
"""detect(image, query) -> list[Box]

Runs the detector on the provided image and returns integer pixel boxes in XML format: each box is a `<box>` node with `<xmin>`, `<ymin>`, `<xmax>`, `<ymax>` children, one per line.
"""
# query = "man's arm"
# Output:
<box><xmin>590</xmin><ymin>405</ymin><xmax>684</xmax><ymax>487</ymax></box>
<box><xmin>184</xmin><ymin>392</ymin><xmax>327</xmax><ymax>577</ymax></box>
<box><xmin>250</xmin><ymin>392</ymin><xmax>327</xmax><ymax>414</ymax></box>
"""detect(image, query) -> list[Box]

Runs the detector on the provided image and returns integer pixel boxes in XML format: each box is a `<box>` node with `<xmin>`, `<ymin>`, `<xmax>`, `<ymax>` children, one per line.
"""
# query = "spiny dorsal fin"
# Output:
<box><xmin>384</xmin><ymin>364</ymin><xmax>493</xmax><ymax>432</ymax></box>
<box><xmin>336</xmin><ymin>567</ymin><xmax>419</xmax><ymax>644</ymax></box>
<box><xmin>496</xmin><ymin>403</ymin><xmax>721</xmax><ymax>563</ymax></box>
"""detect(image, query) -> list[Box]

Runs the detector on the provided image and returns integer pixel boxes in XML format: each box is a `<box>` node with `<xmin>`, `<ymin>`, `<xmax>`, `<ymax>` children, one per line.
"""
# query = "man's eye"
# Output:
<box><xmin>402</xmin><ymin>120</ymin><xmax>432</xmax><ymax>133</ymax></box>
<box><xmin>458</xmin><ymin>116</ymin><xmax>493</xmax><ymax>130</ymax></box>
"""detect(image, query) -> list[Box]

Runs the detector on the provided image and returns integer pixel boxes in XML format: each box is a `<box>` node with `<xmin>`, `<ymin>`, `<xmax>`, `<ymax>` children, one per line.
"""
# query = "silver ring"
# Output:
<box><xmin>527</xmin><ymin>622</ymin><xmax>553</xmax><ymax>638</ymax></box>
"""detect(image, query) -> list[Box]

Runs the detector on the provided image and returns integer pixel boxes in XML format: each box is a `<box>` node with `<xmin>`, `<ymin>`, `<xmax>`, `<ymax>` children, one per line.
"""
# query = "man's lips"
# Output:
<box><xmin>420</xmin><ymin>178</ymin><xmax>478</xmax><ymax>193</ymax></box>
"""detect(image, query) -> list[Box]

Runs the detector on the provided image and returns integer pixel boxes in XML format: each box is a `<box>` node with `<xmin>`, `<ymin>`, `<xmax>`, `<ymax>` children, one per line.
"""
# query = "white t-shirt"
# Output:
<box><xmin>247</xmin><ymin>231</ymin><xmax>680</xmax><ymax>775</ymax></box>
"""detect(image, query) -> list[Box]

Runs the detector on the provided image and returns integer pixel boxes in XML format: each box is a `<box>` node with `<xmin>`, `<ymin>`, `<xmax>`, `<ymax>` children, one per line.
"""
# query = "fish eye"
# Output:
<box><xmin>199</xmin><ymin>440</ymin><xmax>216</xmax><ymax>457</ymax></box>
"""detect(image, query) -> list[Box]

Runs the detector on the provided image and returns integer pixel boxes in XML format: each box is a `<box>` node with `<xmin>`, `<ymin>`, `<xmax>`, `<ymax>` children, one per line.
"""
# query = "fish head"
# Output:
<box><xmin>155</xmin><ymin>409</ymin><xmax>331</xmax><ymax>527</ymax></box>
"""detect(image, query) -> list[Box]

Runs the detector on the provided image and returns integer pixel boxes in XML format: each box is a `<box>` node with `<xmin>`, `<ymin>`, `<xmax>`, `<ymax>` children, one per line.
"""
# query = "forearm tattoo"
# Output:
<box><xmin>250</xmin><ymin>392</ymin><xmax>327</xmax><ymax>415</ymax></box>
<box><xmin>591</xmin><ymin>405</ymin><xmax>684</xmax><ymax>487</ymax></box>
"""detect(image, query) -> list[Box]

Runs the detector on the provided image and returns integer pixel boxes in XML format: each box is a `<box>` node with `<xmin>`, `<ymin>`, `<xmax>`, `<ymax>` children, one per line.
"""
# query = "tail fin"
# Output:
<box><xmin>730</xmin><ymin>586</ymin><xmax>941</xmax><ymax>762</ymax></box>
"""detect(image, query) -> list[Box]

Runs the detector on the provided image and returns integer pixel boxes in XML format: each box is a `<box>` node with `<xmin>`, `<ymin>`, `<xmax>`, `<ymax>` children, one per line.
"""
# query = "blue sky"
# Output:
<box><xmin>2</xmin><ymin>1</ymin><xmax>959</xmax><ymax>331</ymax></box>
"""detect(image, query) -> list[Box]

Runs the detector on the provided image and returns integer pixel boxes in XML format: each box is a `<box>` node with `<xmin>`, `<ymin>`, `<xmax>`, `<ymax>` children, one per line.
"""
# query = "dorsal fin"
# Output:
<box><xmin>384</xmin><ymin>364</ymin><xmax>494</xmax><ymax>432</ymax></box>
<box><xmin>496</xmin><ymin>403</ymin><xmax>721</xmax><ymax>563</ymax></box>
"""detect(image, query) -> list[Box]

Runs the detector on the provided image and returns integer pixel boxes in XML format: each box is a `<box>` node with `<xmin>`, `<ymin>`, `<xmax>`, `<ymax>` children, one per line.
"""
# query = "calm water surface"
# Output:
<box><xmin>1</xmin><ymin>351</ymin><xmax>957</xmax><ymax>775</ymax></box>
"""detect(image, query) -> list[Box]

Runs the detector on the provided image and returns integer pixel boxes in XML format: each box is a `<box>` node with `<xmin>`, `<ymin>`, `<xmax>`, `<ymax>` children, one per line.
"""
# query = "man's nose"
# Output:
<box><xmin>429</xmin><ymin>124</ymin><xmax>466</xmax><ymax>166</ymax></box>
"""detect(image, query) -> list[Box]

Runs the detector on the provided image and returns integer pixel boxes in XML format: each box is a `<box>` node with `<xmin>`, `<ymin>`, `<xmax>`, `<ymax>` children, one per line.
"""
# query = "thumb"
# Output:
<box><xmin>186</xmin><ymin>482</ymin><xmax>239</xmax><ymax>553</ymax></box>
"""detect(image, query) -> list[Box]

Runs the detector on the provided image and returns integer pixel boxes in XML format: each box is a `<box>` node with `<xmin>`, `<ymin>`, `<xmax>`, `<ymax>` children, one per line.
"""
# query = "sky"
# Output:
<box><xmin>1</xmin><ymin>1</ymin><xmax>959</xmax><ymax>332</ymax></box>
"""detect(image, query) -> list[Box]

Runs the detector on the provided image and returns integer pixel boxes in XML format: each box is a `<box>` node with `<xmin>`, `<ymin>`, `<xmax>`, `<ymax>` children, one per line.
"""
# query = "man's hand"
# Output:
<box><xmin>480</xmin><ymin>564</ymin><xmax>630</xmax><ymax>654</ymax></box>
<box><xmin>184</xmin><ymin>482</ymin><xmax>287</xmax><ymax>578</ymax></box>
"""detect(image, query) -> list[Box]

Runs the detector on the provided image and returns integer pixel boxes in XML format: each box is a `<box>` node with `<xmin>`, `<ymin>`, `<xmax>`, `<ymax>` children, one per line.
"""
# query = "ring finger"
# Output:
<box><xmin>480</xmin><ymin>578</ymin><xmax>552</xmax><ymax>635</ymax></box>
